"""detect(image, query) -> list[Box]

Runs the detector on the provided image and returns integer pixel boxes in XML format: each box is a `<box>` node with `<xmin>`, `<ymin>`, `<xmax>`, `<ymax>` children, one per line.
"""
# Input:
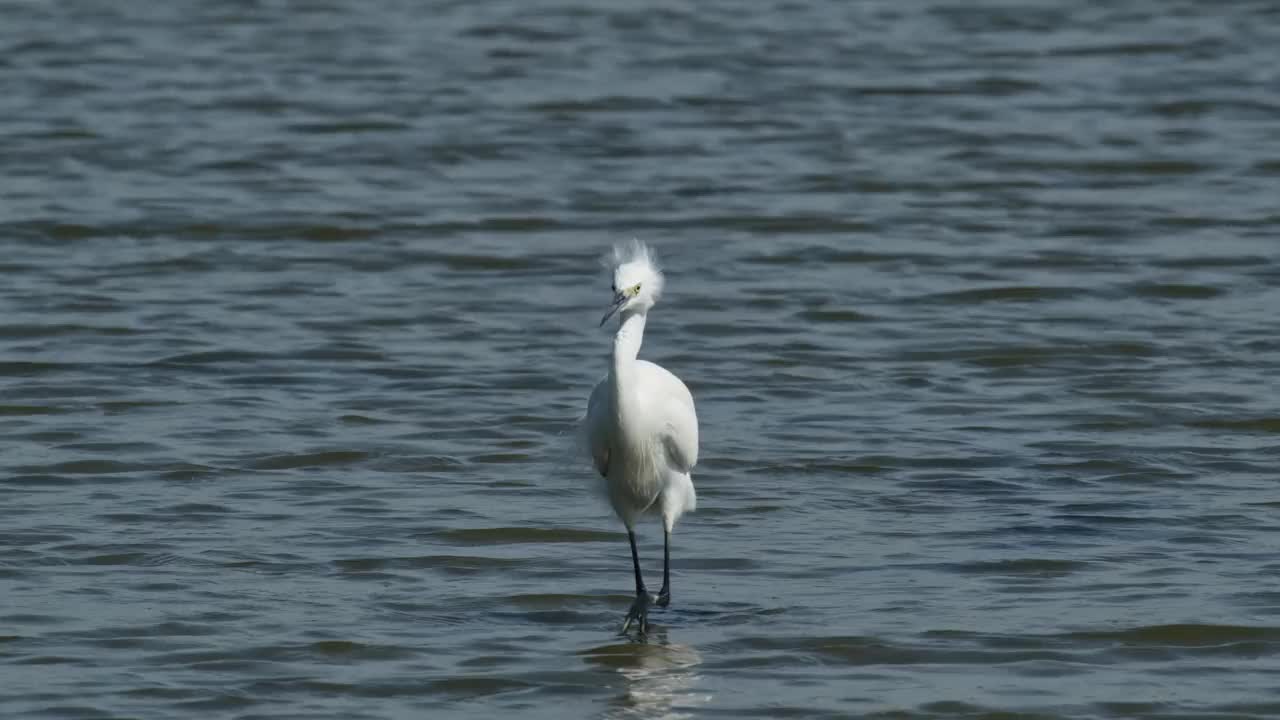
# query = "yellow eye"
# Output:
<box><xmin>630</xmin><ymin>284</ymin><xmax>641</xmax><ymax>296</ymax></box>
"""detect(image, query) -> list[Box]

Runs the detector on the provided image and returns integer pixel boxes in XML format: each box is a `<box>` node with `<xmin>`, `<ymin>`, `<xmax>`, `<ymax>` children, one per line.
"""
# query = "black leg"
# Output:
<box><xmin>656</xmin><ymin>528</ymin><xmax>671</xmax><ymax>607</ymax></box>
<box><xmin>621</xmin><ymin>530</ymin><xmax>652</xmax><ymax>634</ymax></box>
<box><xmin>628</xmin><ymin>530</ymin><xmax>646</xmax><ymax>595</ymax></box>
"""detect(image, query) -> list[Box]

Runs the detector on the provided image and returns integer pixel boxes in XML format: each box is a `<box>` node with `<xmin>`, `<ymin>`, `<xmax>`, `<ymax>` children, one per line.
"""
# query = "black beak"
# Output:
<box><xmin>599</xmin><ymin>293</ymin><xmax>627</xmax><ymax>326</ymax></box>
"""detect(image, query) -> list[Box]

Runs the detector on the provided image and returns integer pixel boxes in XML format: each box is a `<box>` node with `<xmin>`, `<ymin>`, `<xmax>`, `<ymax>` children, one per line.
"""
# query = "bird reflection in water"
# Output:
<box><xmin>581</xmin><ymin>633</ymin><xmax>709</xmax><ymax>719</ymax></box>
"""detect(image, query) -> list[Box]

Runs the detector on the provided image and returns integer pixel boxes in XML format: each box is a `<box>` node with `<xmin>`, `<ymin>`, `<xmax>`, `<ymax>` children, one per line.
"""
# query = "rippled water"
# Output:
<box><xmin>4</xmin><ymin>1</ymin><xmax>1280</xmax><ymax>718</ymax></box>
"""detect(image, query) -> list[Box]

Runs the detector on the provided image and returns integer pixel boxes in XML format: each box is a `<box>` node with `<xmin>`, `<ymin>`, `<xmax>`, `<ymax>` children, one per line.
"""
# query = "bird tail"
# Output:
<box><xmin>661</xmin><ymin>472</ymin><xmax>696</xmax><ymax>532</ymax></box>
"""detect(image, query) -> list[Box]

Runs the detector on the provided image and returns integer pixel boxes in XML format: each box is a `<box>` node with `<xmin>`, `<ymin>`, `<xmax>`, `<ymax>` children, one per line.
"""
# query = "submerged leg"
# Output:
<box><xmin>656</xmin><ymin>527</ymin><xmax>671</xmax><ymax>607</ymax></box>
<box><xmin>621</xmin><ymin>530</ymin><xmax>652</xmax><ymax>634</ymax></box>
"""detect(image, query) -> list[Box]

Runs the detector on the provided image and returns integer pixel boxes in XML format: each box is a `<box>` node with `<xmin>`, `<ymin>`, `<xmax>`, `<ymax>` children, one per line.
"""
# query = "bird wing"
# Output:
<box><xmin>638</xmin><ymin>360</ymin><xmax>699</xmax><ymax>473</ymax></box>
<box><xmin>583</xmin><ymin>375</ymin><xmax>611</xmax><ymax>477</ymax></box>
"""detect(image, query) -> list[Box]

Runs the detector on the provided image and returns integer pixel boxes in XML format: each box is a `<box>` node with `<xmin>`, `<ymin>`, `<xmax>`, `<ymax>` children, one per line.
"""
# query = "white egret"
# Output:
<box><xmin>583</xmin><ymin>240</ymin><xmax>699</xmax><ymax>634</ymax></box>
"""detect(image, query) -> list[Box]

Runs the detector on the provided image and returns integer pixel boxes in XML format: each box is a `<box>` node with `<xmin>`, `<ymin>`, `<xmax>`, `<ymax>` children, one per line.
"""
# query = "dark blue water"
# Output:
<box><xmin>3</xmin><ymin>1</ymin><xmax>1280</xmax><ymax>718</ymax></box>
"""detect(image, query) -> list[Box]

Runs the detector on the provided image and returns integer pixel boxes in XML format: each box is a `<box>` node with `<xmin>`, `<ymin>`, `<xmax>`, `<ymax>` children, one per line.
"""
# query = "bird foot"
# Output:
<box><xmin>655</xmin><ymin>589</ymin><xmax>670</xmax><ymax>608</ymax></box>
<box><xmin>620</xmin><ymin>592</ymin><xmax>654</xmax><ymax>635</ymax></box>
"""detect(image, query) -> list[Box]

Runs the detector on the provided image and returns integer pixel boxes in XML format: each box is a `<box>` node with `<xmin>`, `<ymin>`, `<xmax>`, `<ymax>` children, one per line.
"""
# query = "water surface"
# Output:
<box><xmin>3</xmin><ymin>1</ymin><xmax>1280</xmax><ymax>718</ymax></box>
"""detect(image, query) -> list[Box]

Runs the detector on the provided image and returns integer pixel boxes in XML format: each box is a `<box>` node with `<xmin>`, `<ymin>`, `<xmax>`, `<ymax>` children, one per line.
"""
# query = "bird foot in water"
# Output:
<box><xmin>655</xmin><ymin>589</ymin><xmax>670</xmax><ymax>608</ymax></box>
<box><xmin>621</xmin><ymin>592</ymin><xmax>654</xmax><ymax>635</ymax></box>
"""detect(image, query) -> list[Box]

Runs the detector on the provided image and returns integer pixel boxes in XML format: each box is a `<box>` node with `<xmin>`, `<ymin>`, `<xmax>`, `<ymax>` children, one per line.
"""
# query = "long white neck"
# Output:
<box><xmin>610</xmin><ymin>311</ymin><xmax>647</xmax><ymax>410</ymax></box>
<box><xmin>612</xmin><ymin>310</ymin><xmax>647</xmax><ymax>373</ymax></box>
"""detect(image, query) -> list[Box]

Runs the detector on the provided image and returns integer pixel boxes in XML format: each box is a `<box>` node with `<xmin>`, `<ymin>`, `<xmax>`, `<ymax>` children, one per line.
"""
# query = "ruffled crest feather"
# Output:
<box><xmin>608</xmin><ymin>239</ymin><xmax>664</xmax><ymax>302</ymax></box>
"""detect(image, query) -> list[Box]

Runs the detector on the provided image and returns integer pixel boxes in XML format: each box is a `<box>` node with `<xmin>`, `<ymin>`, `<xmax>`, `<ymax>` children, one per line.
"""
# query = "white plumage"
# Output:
<box><xmin>582</xmin><ymin>240</ymin><xmax>699</xmax><ymax>634</ymax></box>
<box><xmin>586</xmin><ymin>360</ymin><xmax>698</xmax><ymax>527</ymax></box>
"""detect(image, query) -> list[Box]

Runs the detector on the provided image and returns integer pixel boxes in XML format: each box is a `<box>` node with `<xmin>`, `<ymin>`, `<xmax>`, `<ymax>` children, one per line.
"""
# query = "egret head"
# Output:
<box><xmin>600</xmin><ymin>240</ymin><xmax>665</xmax><ymax>326</ymax></box>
